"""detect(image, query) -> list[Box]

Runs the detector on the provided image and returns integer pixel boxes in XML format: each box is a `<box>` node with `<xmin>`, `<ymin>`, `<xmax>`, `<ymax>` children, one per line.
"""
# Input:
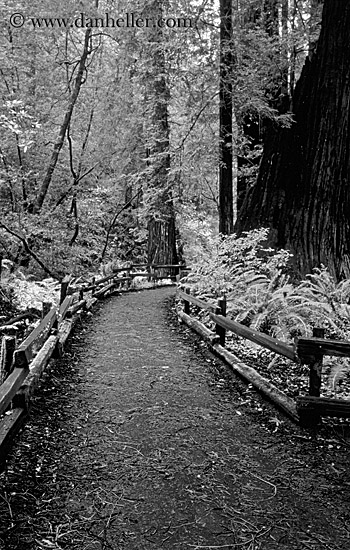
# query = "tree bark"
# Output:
<box><xmin>33</xmin><ymin>29</ymin><xmax>92</xmax><ymax>213</ymax></box>
<box><xmin>143</xmin><ymin>1</ymin><xmax>178</xmax><ymax>270</ymax></box>
<box><xmin>219</xmin><ymin>0</ymin><xmax>234</xmax><ymax>234</ymax></box>
<box><xmin>236</xmin><ymin>0</ymin><xmax>350</xmax><ymax>280</ymax></box>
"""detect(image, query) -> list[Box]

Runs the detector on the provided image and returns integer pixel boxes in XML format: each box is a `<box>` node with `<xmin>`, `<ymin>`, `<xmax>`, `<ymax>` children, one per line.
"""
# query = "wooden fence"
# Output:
<box><xmin>178</xmin><ymin>288</ymin><xmax>350</xmax><ymax>426</ymax></box>
<box><xmin>0</xmin><ymin>263</ymin><xmax>187</xmax><ymax>466</ymax></box>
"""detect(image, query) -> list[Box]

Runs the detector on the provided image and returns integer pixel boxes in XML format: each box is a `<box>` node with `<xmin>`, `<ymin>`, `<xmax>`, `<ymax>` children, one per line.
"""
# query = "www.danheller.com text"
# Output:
<box><xmin>9</xmin><ymin>11</ymin><xmax>193</xmax><ymax>29</ymax></box>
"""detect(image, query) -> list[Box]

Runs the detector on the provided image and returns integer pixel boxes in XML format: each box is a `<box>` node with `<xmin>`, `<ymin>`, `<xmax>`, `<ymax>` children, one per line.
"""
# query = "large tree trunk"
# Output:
<box><xmin>219</xmin><ymin>0</ymin><xmax>234</xmax><ymax>234</ymax></box>
<box><xmin>148</xmin><ymin>217</ymin><xmax>177</xmax><ymax>267</ymax></box>
<box><xmin>144</xmin><ymin>1</ymin><xmax>178</xmax><ymax>271</ymax></box>
<box><xmin>236</xmin><ymin>0</ymin><xmax>350</xmax><ymax>280</ymax></box>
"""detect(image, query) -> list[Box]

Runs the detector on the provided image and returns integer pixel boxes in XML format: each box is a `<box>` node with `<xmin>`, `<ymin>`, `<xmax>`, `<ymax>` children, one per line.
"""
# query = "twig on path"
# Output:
<box><xmin>250</xmin><ymin>472</ymin><xmax>277</xmax><ymax>498</ymax></box>
<box><xmin>188</xmin><ymin>543</ymin><xmax>246</xmax><ymax>548</ymax></box>
<box><xmin>300</xmin><ymin>530</ymin><xmax>343</xmax><ymax>550</ymax></box>
<box><xmin>0</xmin><ymin>491</ymin><xmax>14</xmax><ymax>528</ymax></box>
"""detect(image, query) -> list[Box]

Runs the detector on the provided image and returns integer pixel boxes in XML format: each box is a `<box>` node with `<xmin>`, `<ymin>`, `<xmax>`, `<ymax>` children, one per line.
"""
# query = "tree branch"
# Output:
<box><xmin>175</xmin><ymin>91</ymin><xmax>219</xmax><ymax>151</ymax></box>
<box><xmin>0</xmin><ymin>222</ymin><xmax>57</xmax><ymax>278</ymax></box>
<box><xmin>53</xmin><ymin>163</ymin><xmax>98</xmax><ymax>210</ymax></box>
<box><xmin>100</xmin><ymin>188</ymin><xmax>142</xmax><ymax>261</ymax></box>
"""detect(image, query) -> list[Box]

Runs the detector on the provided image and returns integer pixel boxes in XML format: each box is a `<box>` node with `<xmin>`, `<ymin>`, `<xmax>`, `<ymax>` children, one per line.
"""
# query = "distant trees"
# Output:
<box><xmin>0</xmin><ymin>0</ymin><xmax>327</xmax><ymax>277</ymax></box>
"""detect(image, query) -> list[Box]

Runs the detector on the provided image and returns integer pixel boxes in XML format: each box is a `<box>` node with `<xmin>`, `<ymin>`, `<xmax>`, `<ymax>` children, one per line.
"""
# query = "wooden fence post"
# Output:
<box><xmin>42</xmin><ymin>301</ymin><xmax>52</xmax><ymax>319</ymax></box>
<box><xmin>309</xmin><ymin>327</ymin><xmax>325</xmax><ymax>397</ymax></box>
<box><xmin>297</xmin><ymin>326</ymin><xmax>325</xmax><ymax>427</ymax></box>
<box><xmin>79</xmin><ymin>288</ymin><xmax>84</xmax><ymax>301</ymax></box>
<box><xmin>91</xmin><ymin>277</ymin><xmax>96</xmax><ymax>296</ymax></box>
<box><xmin>0</xmin><ymin>336</ymin><xmax>16</xmax><ymax>385</ymax></box>
<box><xmin>184</xmin><ymin>288</ymin><xmax>190</xmax><ymax>315</ymax></box>
<box><xmin>60</xmin><ymin>275</ymin><xmax>70</xmax><ymax>305</ymax></box>
<box><xmin>216</xmin><ymin>296</ymin><xmax>227</xmax><ymax>346</ymax></box>
<box><xmin>126</xmin><ymin>267</ymin><xmax>131</xmax><ymax>289</ymax></box>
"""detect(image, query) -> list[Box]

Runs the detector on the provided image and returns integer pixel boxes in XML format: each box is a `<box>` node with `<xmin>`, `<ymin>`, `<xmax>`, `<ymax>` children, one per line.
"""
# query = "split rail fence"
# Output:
<box><xmin>178</xmin><ymin>288</ymin><xmax>350</xmax><ymax>426</ymax></box>
<box><xmin>0</xmin><ymin>263</ymin><xmax>188</xmax><ymax>467</ymax></box>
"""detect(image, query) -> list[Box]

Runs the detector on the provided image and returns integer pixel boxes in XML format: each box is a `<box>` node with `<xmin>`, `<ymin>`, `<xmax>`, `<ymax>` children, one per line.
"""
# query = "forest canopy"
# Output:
<box><xmin>0</xmin><ymin>0</ymin><xmax>325</xmax><ymax>279</ymax></box>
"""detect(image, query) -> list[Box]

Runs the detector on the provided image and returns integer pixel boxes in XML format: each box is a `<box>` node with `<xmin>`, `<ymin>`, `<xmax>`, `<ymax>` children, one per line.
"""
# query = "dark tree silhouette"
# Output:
<box><xmin>236</xmin><ymin>0</ymin><xmax>350</xmax><ymax>279</ymax></box>
<box><xmin>219</xmin><ymin>0</ymin><xmax>234</xmax><ymax>234</ymax></box>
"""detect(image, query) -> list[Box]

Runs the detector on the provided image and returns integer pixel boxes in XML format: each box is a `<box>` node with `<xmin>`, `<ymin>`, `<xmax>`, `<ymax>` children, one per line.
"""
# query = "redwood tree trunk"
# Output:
<box><xmin>236</xmin><ymin>0</ymin><xmax>350</xmax><ymax>279</ymax></box>
<box><xmin>144</xmin><ymin>1</ymin><xmax>178</xmax><ymax>271</ymax></box>
<box><xmin>219</xmin><ymin>0</ymin><xmax>234</xmax><ymax>234</ymax></box>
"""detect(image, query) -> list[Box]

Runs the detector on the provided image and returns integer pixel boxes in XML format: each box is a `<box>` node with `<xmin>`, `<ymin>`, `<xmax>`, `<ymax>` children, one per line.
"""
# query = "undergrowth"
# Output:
<box><xmin>184</xmin><ymin>228</ymin><xmax>350</xmax><ymax>342</ymax></box>
<box><xmin>183</xmin><ymin>228</ymin><xmax>350</xmax><ymax>398</ymax></box>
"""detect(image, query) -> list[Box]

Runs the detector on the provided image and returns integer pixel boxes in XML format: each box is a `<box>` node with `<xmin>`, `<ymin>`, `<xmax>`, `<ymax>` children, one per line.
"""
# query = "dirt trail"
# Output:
<box><xmin>1</xmin><ymin>288</ymin><xmax>350</xmax><ymax>549</ymax></box>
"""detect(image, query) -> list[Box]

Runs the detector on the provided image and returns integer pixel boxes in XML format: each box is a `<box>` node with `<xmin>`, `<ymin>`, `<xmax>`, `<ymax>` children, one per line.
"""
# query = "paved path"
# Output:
<box><xmin>1</xmin><ymin>288</ymin><xmax>350</xmax><ymax>549</ymax></box>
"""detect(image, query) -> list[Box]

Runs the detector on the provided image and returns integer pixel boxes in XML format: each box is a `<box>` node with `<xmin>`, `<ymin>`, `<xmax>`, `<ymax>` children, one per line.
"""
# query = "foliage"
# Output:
<box><xmin>183</xmin><ymin>229</ymin><xmax>350</xmax><ymax>346</ymax></box>
<box><xmin>0</xmin><ymin>0</ymin><xmax>323</xmax><ymax>279</ymax></box>
<box><xmin>7</xmin><ymin>276</ymin><xmax>60</xmax><ymax>312</ymax></box>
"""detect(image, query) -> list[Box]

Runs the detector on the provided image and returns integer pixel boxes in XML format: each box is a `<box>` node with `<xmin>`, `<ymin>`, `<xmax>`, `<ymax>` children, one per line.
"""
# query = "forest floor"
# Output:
<box><xmin>1</xmin><ymin>287</ymin><xmax>350</xmax><ymax>550</ymax></box>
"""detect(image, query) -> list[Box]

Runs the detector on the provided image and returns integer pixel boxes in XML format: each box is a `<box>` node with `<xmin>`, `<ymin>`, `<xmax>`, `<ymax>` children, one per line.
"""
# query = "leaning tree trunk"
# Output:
<box><xmin>33</xmin><ymin>29</ymin><xmax>92</xmax><ymax>213</ymax></box>
<box><xmin>236</xmin><ymin>0</ymin><xmax>350</xmax><ymax>279</ymax></box>
<box><xmin>143</xmin><ymin>1</ymin><xmax>178</xmax><ymax>273</ymax></box>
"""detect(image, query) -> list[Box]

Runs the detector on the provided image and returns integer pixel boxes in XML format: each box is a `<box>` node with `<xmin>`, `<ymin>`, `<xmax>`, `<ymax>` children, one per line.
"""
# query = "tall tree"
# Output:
<box><xmin>143</xmin><ymin>0</ymin><xmax>178</xmax><ymax>268</ymax></box>
<box><xmin>236</xmin><ymin>0</ymin><xmax>350</xmax><ymax>279</ymax></box>
<box><xmin>219</xmin><ymin>0</ymin><xmax>234</xmax><ymax>234</ymax></box>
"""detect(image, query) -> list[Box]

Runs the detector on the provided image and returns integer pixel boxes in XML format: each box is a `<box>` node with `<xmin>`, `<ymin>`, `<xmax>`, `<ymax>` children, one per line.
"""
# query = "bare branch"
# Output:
<box><xmin>0</xmin><ymin>222</ymin><xmax>57</xmax><ymax>278</ymax></box>
<box><xmin>100</xmin><ymin>188</ymin><xmax>142</xmax><ymax>261</ymax></box>
<box><xmin>175</xmin><ymin>91</ymin><xmax>219</xmax><ymax>151</ymax></box>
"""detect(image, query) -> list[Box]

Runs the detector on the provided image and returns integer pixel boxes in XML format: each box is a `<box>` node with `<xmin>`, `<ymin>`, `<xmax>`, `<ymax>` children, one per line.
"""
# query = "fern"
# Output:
<box><xmin>185</xmin><ymin>231</ymin><xmax>350</xmax><ymax>347</ymax></box>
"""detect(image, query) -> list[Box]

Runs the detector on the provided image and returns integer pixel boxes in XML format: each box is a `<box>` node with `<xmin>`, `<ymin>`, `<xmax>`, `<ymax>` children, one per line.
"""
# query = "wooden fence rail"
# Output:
<box><xmin>210</xmin><ymin>313</ymin><xmax>297</xmax><ymax>361</ymax></box>
<box><xmin>79</xmin><ymin>263</ymin><xmax>189</xmax><ymax>293</ymax></box>
<box><xmin>178</xmin><ymin>287</ymin><xmax>350</xmax><ymax>426</ymax></box>
<box><xmin>13</xmin><ymin>309</ymin><xmax>57</xmax><ymax>369</ymax></box>
<box><xmin>296</xmin><ymin>337</ymin><xmax>350</xmax><ymax>358</ymax></box>
<box><xmin>0</xmin><ymin>368</ymin><xmax>29</xmax><ymax>417</ymax></box>
<box><xmin>177</xmin><ymin>289</ymin><xmax>217</xmax><ymax>313</ymax></box>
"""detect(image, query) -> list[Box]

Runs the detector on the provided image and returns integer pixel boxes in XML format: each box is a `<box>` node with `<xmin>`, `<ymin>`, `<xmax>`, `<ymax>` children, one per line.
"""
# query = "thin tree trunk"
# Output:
<box><xmin>15</xmin><ymin>135</ymin><xmax>27</xmax><ymax>204</ymax></box>
<box><xmin>33</xmin><ymin>29</ymin><xmax>92</xmax><ymax>213</ymax></box>
<box><xmin>219</xmin><ymin>0</ymin><xmax>234</xmax><ymax>234</ymax></box>
<box><xmin>0</xmin><ymin>148</ymin><xmax>16</xmax><ymax>211</ymax></box>
<box><xmin>69</xmin><ymin>193</ymin><xmax>79</xmax><ymax>246</ymax></box>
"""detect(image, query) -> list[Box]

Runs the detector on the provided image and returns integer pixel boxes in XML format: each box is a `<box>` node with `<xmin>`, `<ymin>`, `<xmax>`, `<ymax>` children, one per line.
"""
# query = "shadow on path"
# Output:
<box><xmin>1</xmin><ymin>288</ymin><xmax>350</xmax><ymax>549</ymax></box>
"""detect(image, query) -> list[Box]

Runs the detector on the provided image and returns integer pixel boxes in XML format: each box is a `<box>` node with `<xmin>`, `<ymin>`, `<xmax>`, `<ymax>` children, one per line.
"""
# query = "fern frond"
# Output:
<box><xmin>325</xmin><ymin>358</ymin><xmax>350</xmax><ymax>392</ymax></box>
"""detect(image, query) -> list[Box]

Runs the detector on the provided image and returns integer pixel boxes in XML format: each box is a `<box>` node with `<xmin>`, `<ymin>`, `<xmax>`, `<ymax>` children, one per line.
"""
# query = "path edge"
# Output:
<box><xmin>178</xmin><ymin>310</ymin><xmax>299</xmax><ymax>423</ymax></box>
